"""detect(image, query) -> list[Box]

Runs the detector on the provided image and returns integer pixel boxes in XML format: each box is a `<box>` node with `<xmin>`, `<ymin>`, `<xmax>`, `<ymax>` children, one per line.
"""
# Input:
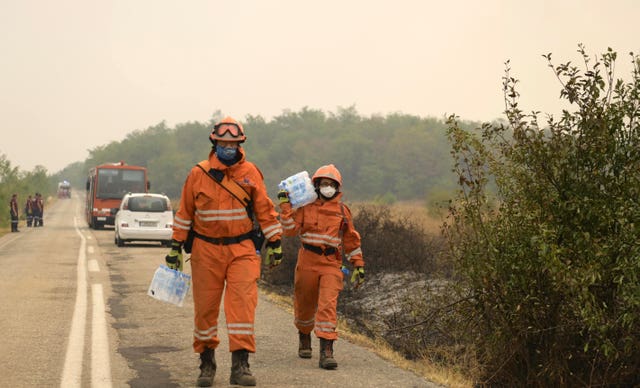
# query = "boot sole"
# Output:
<box><xmin>229</xmin><ymin>377</ymin><xmax>257</xmax><ymax>386</ymax></box>
<box><xmin>319</xmin><ymin>360</ymin><xmax>338</xmax><ymax>369</ymax></box>
<box><xmin>196</xmin><ymin>378</ymin><xmax>213</xmax><ymax>387</ymax></box>
<box><xmin>298</xmin><ymin>350</ymin><xmax>312</xmax><ymax>359</ymax></box>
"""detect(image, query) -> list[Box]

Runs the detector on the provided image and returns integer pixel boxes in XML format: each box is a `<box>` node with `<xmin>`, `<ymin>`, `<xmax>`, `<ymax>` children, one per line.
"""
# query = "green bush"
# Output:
<box><xmin>444</xmin><ymin>46</ymin><xmax>640</xmax><ymax>385</ymax></box>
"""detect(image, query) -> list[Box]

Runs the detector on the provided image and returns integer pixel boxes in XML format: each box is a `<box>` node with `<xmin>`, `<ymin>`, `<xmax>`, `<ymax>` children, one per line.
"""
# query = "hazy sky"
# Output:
<box><xmin>1</xmin><ymin>0</ymin><xmax>638</xmax><ymax>173</ymax></box>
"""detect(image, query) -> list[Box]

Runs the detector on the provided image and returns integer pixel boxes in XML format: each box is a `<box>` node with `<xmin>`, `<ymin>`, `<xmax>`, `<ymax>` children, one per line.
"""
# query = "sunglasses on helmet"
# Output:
<box><xmin>213</xmin><ymin>123</ymin><xmax>241</xmax><ymax>137</ymax></box>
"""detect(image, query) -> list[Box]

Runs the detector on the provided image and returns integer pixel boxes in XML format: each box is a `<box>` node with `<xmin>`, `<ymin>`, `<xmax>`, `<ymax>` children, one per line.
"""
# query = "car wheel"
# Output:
<box><xmin>116</xmin><ymin>235</ymin><xmax>124</xmax><ymax>247</ymax></box>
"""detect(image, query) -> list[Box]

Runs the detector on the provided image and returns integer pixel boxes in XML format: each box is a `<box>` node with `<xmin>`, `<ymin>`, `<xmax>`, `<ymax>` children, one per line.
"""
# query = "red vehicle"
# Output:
<box><xmin>85</xmin><ymin>161</ymin><xmax>149</xmax><ymax>229</ymax></box>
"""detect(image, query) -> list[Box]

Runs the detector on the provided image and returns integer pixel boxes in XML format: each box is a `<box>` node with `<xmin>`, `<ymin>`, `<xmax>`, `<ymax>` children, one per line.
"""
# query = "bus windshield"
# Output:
<box><xmin>96</xmin><ymin>168</ymin><xmax>146</xmax><ymax>199</ymax></box>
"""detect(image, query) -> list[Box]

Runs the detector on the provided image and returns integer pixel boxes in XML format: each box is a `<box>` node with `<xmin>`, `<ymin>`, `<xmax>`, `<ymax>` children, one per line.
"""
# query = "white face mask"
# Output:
<box><xmin>319</xmin><ymin>186</ymin><xmax>336</xmax><ymax>198</ymax></box>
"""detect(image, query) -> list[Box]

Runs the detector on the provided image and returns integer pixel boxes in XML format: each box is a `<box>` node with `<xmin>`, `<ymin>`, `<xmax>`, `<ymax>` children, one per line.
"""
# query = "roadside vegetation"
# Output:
<box><xmin>441</xmin><ymin>46</ymin><xmax>640</xmax><ymax>386</ymax></box>
<box><xmin>267</xmin><ymin>46</ymin><xmax>640</xmax><ymax>387</ymax></box>
<box><xmin>0</xmin><ymin>156</ymin><xmax>54</xmax><ymax>229</ymax></box>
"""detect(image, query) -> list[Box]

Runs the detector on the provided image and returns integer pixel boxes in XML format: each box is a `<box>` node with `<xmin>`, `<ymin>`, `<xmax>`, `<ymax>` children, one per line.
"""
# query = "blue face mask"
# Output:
<box><xmin>215</xmin><ymin>145</ymin><xmax>237</xmax><ymax>161</ymax></box>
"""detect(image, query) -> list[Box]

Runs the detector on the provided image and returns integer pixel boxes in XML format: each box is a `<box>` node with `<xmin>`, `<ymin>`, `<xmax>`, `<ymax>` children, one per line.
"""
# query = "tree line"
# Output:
<box><xmin>52</xmin><ymin>107</ymin><xmax>478</xmax><ymax>207</ymax></box>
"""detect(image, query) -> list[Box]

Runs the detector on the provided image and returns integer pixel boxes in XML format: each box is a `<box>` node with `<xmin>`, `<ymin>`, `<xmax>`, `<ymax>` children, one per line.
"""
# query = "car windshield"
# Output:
<box><xmin>128</xmin><ymin>197</ymin><xmax>167</xmax><ymax>212</ymax></box>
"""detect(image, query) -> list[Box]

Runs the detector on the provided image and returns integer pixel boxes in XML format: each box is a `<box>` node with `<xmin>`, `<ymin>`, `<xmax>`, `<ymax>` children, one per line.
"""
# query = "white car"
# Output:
<box><xmin>114</xmin><ymin>193</ymin><xmax>174</xmax><ymax>247</ymax></box>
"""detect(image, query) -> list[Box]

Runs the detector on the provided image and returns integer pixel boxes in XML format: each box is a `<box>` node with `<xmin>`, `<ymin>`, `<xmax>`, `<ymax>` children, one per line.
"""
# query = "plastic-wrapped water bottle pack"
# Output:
<box><xmin>278</xmin><ymin>171</ymin><xmax>317</xmax><ymax>209</ymax></box>
<box><xmin>147</xmin><ymin>265</ymin><xmax>191</xmax><ymax>307</ymax></box>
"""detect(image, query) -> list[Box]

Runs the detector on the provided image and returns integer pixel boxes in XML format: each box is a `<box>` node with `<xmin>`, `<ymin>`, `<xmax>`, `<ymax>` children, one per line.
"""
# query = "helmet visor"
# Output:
<box><xmin>214</xmin><ymin>123</ymin><xmax>241</xmax><ymax>138</ymax></box>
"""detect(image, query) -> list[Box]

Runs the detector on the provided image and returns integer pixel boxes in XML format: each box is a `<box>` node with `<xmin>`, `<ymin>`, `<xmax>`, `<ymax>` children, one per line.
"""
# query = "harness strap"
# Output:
<box><xmin>193</xmin><ymin>230</ymin><xmax>253</xmax><ymax>245</ymax></box>
<box><xmin>302</xmin><ymin>243</ymin><xmax>337</xmax><ymax>256</ymax></box>
<box><xmin>196</xmin><ymin>161</ymin><xmax>252</xmax><ymax>207</ymax></box>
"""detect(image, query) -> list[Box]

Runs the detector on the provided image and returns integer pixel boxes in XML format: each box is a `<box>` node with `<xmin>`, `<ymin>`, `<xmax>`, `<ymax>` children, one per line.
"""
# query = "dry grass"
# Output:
<box><xmin>349</xmin><ymin>200</ymin><xmax>446</xmax><ymax>236</ymax></box>
<box><xmin>388</xmin><ymin>200</ymin><xmax>446</xmax><ymax>235</ymax></box>
<box><xmin>259</xmin><ymin>287</ymin><xmax>473</xmax><ymax>388</ymax></box>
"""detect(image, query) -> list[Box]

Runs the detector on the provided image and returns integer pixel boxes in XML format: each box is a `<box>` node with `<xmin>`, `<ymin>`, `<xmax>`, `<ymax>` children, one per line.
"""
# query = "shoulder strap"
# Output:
<box><xmin>196</xmin><ymin>161</ymin><xmax>251</xmax><ymax>207</ymax></box>
<box><xmin>339</xmin><ymin>202</ymin><xmax>350</xmax><ymax>238</ymax></box>
<box><xmin>338</xmin><ymin>202</ymin><xmax>348</xmax><ymax>258</ymax></box>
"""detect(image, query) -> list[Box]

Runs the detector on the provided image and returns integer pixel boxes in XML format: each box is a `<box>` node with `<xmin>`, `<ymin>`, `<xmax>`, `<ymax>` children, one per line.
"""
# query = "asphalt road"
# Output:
<box><xmin>0</xmin><ymin>195</ymin><xmax>439</xmax><ymax>387</ymax></box>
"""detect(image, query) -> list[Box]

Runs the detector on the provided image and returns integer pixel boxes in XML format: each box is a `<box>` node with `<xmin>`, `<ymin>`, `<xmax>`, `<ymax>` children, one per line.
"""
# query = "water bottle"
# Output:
<box><xmin>147</xmin><ymin>265</ymin><xmax>191</xmax><ymax>307</ymax></box>
<box><xmin>278</xmin><ymin>171</ymin><xmax>317</xmax><ymax>209</ymax></box>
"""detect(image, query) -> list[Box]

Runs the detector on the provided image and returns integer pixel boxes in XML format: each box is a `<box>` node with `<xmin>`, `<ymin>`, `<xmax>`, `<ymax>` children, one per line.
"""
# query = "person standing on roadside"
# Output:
<box><xmin>24</xmin><ymin>195</ymin><xmax>34</xmax><ymax>227</ymax></box>
<box><xmin>34</xmin><ymin>193</ymin><xmax>44</xmax><ymax>227</ymax></box>
<box><xmin>9</xmin><ymin>193</ymin><xmax>19</xmax><ymax>232</ymax></box>
<box><xmin>164</xmin><ymin>116</ymin><xmax>283</xmax><ymax>387</ymax></box>
<box><xmin>277</xmin><ymin>164</ymin><xmax>365</xmax><ymax>369</ymax></box>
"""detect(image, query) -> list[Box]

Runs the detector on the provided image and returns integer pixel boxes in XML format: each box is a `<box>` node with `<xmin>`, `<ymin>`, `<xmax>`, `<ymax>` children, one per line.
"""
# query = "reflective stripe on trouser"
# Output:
<box><xmin>190</xmin><ymin>237</ymin><xmax>260</xmax><ymax>353</ymax></box>
<box><xmin>293</xmin><ymin>249</ymin><xmax>343</xmax><ymax>340</ymax></box>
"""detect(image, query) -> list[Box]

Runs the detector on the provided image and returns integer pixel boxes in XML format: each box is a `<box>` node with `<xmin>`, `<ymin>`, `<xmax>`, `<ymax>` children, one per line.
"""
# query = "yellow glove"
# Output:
<box><xmin>165</xmin><ymin>240</ymin><xmax>183</xmax><ymax>272</ymax></box>
<box><xmin>265</xmin><ymin>240</ymin><xmax>283</xmax><ymax>268</ymax></box>
<box><xmin>277</xmin><ymin>189</ymin><xmax>290</xmax><ymax>204</ymax></box>
<box><xmin>350</xmin><ymin>267</ymin><xmax>364</xmax><ymax>289</ymax></box>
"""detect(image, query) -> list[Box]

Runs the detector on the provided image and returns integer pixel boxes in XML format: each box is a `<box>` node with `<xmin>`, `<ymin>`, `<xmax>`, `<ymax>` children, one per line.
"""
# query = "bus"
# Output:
<box><xmin>85</xmin><ymin>161</ymin><xmax>150</xmax><ymax>229</ymax></box>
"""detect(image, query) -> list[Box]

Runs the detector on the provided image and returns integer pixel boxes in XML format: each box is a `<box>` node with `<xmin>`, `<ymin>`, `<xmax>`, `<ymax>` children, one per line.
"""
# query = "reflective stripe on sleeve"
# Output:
<box><xmin>346</xmin><ymin>247</ymin><xmax>362</xmax><ymax>259</ymax></box>
<box><xmin>174</xmin><ymin>216</ymin><xmax>192</xmax><ymax>230</ymax></box>
<box><xmin>263</xmin><ymin>223</ymin><xmax>283</xmax><ymax>239</ymax></box>
<box><xmin>280</xmin><ymin>218</ymin><xmax>296</xmax><ymax>230</ymax></box>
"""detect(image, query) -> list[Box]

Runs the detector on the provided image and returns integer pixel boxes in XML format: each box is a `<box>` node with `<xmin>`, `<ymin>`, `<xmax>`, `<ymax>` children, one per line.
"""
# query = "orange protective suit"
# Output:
<box><xmin>172</xmin><ymin>147</ymin><xmax>282</xmax><ymax>353</ymax></box>
<box><xmin>279</xmin><ymin>189</ymin><xmax>364</xmax><ymax>341</ymax></box>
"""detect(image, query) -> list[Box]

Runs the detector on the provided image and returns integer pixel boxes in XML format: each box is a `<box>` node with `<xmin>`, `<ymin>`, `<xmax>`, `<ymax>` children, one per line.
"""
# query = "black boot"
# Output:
<box><xmin>196</xmin><ymin>348</ymin><xmax>216</xmax><ymax>387</ymax></box>
<box><xmin>319</xmin><ymin>338</ymin><xmax>338</xmax><ymax>369</ymax></box>
<box><xmin>230</xmin><ymin>349</ymin><xmax>256</xmax><ymax>386</ymax></box>
<box><xmin>298</xmin><ymin>331</ymin><xmax>312</xmax><ymax>359</ymax></box>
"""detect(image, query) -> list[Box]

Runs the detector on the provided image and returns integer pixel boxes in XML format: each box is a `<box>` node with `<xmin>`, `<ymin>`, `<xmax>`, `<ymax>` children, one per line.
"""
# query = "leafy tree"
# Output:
<box><xmin>0</xmin><ymin>154</ymin><xmax>52</xmax><ymax>228</ymax></box>
<box><xmin>445</xmin><ymin>46</ymin><xmax>640</xmax><ymax>385</ymax></box>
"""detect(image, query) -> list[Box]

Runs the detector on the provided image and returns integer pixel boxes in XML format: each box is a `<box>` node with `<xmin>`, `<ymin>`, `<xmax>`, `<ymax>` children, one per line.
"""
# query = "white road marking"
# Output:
<box><xmin>88</xmin><ymin>246</ymin><xmax>95</xmax><ymax>254</ymax></box>
<box><xmin>91</xmin><ymin>284</ymin><xmax>113</xmax><ymax>387</ymax></box>
<box><xmin>61</xmin><ymin>217</ymin><xmax>88</xmax><ymax>388</ymax></box>
<box><xmin>88</xmin><ymin>260</ymin><xmax>100</xmax><ymax>272</ymax></box>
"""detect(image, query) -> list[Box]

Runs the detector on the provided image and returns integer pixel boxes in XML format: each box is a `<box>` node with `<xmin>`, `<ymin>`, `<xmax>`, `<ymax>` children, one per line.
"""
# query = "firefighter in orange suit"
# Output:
<box><xmin>277</xmin><ymin>164</ymin><xmax>365</xmax><ymax>369</ymax></box>
<box><xmin>164</xmin><ymin>116</ymin><xmax>283</xmax><ymax>387</ymax></box>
